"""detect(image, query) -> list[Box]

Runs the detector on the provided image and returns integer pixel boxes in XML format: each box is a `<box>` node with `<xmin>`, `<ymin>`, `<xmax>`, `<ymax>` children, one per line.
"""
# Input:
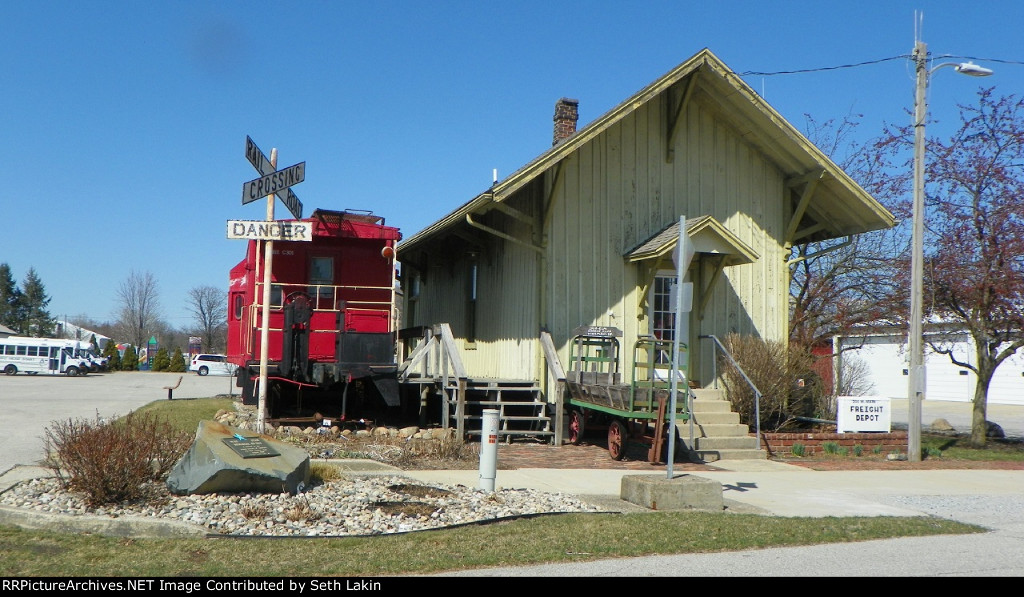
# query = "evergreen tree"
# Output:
<box><xmin>169</xmin><ymin>347</ymin><xmax>187</xmax><ymax>372</ymax></box>
<box><xmin>105</xmin><ymin>343</ymin><xmax>122</xmax><ymax>371</ymax></box>
<box><xmin>0</xmin><ymin>263</ymin><xmax>23</xmax><ymax>332</ymax></box>
<box><xmin>20</xmin><ymin>268</ymin><xmax>55</xmax><ymax>337</ymax></box>
<box><xmin>152</xmin><ymin>347</ymin><xmax>170</xmax><ymax>371</ymax></box>
<box><xmin>121</xmin><ymin>345</ymin><xmax>139</xmax><ymax>371</ymax></box>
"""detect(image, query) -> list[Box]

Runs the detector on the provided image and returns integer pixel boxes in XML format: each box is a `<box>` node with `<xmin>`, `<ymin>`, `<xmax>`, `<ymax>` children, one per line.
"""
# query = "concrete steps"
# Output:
<box><xmin>682</xmin><ymin>388</ymin><xmax>765</xmax><ymax>462</ymax></box>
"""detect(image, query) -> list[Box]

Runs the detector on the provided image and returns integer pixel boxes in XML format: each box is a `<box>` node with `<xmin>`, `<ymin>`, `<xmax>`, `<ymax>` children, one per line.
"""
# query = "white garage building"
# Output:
<box><xmin>836</xmin><ymin>328</ymin><xmax>1024</xmax><ymax>406</ymax></box>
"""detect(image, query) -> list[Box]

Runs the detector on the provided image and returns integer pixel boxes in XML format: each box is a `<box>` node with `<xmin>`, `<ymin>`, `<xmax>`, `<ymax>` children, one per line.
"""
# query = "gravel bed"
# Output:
<box><xmin>0</xmin><ymin>474</ymin><xmax>602</xmax><ymax>537</ymax></box>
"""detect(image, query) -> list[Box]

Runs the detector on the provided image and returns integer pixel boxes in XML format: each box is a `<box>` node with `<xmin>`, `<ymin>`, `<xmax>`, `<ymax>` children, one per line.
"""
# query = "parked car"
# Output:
<box><xmin>189</xmin><ymin>354</ymin><xmax>238</xmax><ymax>376</ymax></box>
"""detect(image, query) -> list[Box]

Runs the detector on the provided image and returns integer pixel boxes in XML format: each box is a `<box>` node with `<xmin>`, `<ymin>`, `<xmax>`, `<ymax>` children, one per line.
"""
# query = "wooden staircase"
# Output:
<box><xmin>682</xmin><ymin>388</ymin><xmax>766</xmax><ymax>461</ymax></box>
<box><xmin>397</xmin><ymin>324</ymin><xmax>556</xmax><ymax>443</ymax></box>
<box><xmin>440</xmin><ymin>378</ymin><xmax>555</xmax><ymax>443</ymax></box>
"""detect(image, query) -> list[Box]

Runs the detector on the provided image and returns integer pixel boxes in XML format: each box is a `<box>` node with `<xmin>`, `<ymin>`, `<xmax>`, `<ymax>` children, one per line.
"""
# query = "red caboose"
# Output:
<box><xmin>227</xmin><ymin>208</ymin><xmax>402</xmax><ymax>424</ymax></box>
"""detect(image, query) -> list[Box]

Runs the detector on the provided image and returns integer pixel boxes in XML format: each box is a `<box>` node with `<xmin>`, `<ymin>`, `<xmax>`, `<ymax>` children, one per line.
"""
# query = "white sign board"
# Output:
<box><xmin>836</xmin><ymin>396</ymin><xmax>891</xmax><ymax>433</ymax></box>
<box><xmin>226</xmin><ymin>220</ymin><xmax>312</xmax><ymax>242</ymax></box>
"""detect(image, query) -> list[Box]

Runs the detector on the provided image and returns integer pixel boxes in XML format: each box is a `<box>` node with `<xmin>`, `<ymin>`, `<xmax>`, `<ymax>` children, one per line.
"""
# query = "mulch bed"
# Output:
<box><xmin>777</xmin><ymin>457</ymin><xmax>1024</xmax><ymax>471</ymax></box>
<box><xmin>310</xmin><ymin>432</ymin><xmax>1023</xmax><ymax>472</ymax></box>
<box><xmin>405</xmin><ymin>440</ymin><xmax>1023</xmax><ymax>472</ymax></box>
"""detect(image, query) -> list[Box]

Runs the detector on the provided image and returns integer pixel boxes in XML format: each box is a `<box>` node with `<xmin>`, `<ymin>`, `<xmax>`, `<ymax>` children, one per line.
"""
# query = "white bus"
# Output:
<box><xmin>0</xmin><ymin>336</ymin><xmax>92</xmax><ymax>377</ymax></box>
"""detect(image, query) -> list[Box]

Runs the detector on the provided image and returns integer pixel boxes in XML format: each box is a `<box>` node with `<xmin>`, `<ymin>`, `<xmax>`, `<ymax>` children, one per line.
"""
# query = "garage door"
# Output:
<box><xmin>988</xmin><ymin>349</ymin><xmax>1024</xmax><ymax>406</ymax></box>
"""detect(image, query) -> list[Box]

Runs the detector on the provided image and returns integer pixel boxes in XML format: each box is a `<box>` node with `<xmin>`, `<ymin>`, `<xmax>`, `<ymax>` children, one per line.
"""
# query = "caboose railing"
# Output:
<box><xmin>253</xmin><ymin>281</ymin><xmax>394</xmax><ymax>314</ymax></box>
<box><xmin>243</xmin><ymin>280</ymin><xmax>396</xmax><ymax>358</ymax></box>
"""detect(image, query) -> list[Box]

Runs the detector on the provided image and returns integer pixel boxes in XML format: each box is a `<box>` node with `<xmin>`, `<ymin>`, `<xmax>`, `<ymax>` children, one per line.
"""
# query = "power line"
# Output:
<box><xmin>732</xmin><ymin>54</ymin><xmax>1024</xmax><ymax>78</ymax></box>
<box><xmin>735</xmin><ymin>55</ymin><xmax>911</xmax><ymax>77</ymax></box>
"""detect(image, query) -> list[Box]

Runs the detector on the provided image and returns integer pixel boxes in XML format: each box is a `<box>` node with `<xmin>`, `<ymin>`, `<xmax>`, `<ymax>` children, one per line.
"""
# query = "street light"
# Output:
<box><xmin>908</xmin><ymin>41</ymin><xmax>992</xmax><ymax>461</ymax></box>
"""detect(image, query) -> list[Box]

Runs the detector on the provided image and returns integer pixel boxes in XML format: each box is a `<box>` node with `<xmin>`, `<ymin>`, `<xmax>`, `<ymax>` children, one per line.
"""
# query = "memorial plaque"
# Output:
<box><xmin>222</xmin><ymin>437</ymin><xmax>281</xmax><ymax>459</ymax></box>
<box><xmin>571</xmin><ymin>325</ymin><xmax>622</xmax><ymax>338</ymax></box>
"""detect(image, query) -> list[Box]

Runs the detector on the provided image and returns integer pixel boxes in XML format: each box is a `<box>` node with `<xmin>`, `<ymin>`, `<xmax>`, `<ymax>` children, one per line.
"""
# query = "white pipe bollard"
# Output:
<box><xmin>479</xmin><ymin>409</ymin><xmax>499</xmax><ymax>491</ymax></box>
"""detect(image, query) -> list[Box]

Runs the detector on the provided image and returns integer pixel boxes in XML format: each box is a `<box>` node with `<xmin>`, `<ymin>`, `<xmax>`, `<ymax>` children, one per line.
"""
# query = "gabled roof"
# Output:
<box><xmin>399</xmin><ymin>48</ymin><xmax>894</xmax><ymax>256</ymax></box>
<box><xmin>625</xmin><ymin>215</ymin><xmax>758</xmax><ymax>267</ymax></box>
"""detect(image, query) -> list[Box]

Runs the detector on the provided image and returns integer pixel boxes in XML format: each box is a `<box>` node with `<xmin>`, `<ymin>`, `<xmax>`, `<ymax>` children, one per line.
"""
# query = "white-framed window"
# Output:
<box><xmin>650</xmin><ymin>272</ymin><xmax>676</xmax><ymax>342</ymax></box>
<box><xmin>309</xmin><ymin>256</ymin><xmax>334</xmax><ymax>306</ymax></box>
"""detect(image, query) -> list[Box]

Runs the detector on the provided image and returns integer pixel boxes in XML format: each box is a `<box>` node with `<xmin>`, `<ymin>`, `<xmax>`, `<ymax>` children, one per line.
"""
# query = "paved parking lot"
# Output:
<box><xmin>0</xmin><ymin>371</ymin><xmax>236</xmax><ymax>472</ymax></box>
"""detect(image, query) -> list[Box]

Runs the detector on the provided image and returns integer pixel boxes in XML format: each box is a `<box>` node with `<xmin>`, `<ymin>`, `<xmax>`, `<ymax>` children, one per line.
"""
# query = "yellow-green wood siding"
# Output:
<box><xmin>404</xmin><ymin>86</ymin><xmax>791</xmax><ymax>390</ymax></box>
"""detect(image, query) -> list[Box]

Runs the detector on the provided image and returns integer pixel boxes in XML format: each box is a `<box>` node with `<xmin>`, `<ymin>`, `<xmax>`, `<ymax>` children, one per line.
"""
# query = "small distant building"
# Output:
<box><xmin>55</xmin><ymin>321</ymin><xmax>111</xmax><ymax>350</ymax></box>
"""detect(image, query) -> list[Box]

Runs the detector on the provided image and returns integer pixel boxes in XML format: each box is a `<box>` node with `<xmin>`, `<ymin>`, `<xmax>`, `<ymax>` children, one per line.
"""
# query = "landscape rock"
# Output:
<box><xmin>166</xmin><ymin>420</ymin><xmax>310</xmax><ymax>496</ymax></box>
<box><xmin>930</xmin><ymin>418</ymin><xmax>955</xmax><ymax>432</ymax></box>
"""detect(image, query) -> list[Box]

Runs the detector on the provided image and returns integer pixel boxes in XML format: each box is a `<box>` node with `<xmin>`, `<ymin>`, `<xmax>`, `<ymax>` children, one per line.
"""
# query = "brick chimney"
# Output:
<box><xmin>552</xmin><ymin>97</ymin><xmax>579</xmax><ymax>146</ymax></box>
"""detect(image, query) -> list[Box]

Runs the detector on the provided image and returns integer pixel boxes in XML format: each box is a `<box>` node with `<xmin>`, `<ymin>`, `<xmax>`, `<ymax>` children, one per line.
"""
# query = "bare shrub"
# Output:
<box><xmin>240</xmin><ymin>502</ymin><xmax>269</xmax><ymax>519</ymax></box>
<box><xmin>284</xmin><ymin>498</ymin><xmax>321</xmax><ymax>522</ymax></box>
<box><xmin>719</xmin><ymin>334</ymin><xmax>822</xmax><ymax>431</ymax></box>
<box><xmin>309</xmin><ymin>462</ymin><xmax>344</xmax><ymax>483</ymax></box>
<box><xmin>408</xmin><ymin>432</ymin><xmax>473</xmax><ymax>461</ymax></box>
<box><xmin>836</xmin><ymin>351</ymin><xmax>876</xmax><ymax>397</ymax></box>
<box><xmin>332</xmin><ymin>432</ymin><xmax>475</xmax><ymax>468</ymax></box>
<box><xmin>43</xmin><ymin>411</ymin><xmax>193</xmax><ymax>506</ymax></box>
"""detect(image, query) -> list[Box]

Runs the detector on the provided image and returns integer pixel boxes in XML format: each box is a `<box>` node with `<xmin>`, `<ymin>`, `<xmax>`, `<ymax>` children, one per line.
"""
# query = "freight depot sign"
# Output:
<box><xmin>226</xmin><ymin>220</ymin><xmax>312</xmax><ymax>242</ymax></box>
<box><xmin>836</xmin><ymin>396</ymin><xmax>891</xmax><ymax>433</ymax></box>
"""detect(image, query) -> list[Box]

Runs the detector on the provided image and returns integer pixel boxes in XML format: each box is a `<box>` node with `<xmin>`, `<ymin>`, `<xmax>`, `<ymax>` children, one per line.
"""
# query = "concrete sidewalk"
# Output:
<box><xmin>404</xmin><ymin>458</ymin><xmax>1024</xmax><ymax>519</ymax></box>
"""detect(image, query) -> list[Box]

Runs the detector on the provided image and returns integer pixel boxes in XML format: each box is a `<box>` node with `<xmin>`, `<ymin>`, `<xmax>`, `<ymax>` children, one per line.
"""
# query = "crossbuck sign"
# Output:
<box><xmin>242</xmin><ymin>136</ymin><xmax>304</xmax><ymax>219</ymax></box>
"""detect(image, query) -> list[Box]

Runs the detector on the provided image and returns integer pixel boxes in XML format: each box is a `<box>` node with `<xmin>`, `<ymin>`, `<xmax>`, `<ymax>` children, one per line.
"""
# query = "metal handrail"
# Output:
<box><xmin>699</xmin><ymin>334</ymin><xmax>762</xmax><ymax>439</ymax></box>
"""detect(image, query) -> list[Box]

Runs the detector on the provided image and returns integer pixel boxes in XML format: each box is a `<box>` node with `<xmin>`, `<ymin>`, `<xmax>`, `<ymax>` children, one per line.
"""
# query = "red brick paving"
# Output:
<box><xmin>492</xmin><ymin>438</ymin><xmax>723</xmax><ymax>471</ymax></box>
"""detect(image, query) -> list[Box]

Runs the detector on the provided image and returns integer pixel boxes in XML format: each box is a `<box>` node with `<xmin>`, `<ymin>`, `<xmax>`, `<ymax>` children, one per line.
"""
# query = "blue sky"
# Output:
<box><xmin>2</xmin><ymin>0</ymin><xmax>1022</xmax><ymax>329</ymax></box>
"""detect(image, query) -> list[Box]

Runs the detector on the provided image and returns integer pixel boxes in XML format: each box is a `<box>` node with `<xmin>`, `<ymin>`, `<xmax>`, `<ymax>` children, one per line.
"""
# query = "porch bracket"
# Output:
<box><xmin>784</xmin><ymin>168</ymin><xmax>825</xmax><ymax>247</ymax></box>
<box><xmin>542</xmin><ymin>161</ymin><xmax>566</xmax><ymax>231</ymax></box>
<box><xmin>786</xmin><ymin>236</ymin><xmax>853</xmax><ymax>266</ymax></box>
<box><xmin>666</xmin><ymin>70</ymin><xmax>699</xmax><ymax>163</ymax></box>
<box><xmin>465</xmin><ymin>213</ymin><xmax>544</xmax><ymax>254</ymax></box>
<box><xmin>697</xmin><ymin>254</ymin><xmax>727</xmax><ymax>317</ymax></box>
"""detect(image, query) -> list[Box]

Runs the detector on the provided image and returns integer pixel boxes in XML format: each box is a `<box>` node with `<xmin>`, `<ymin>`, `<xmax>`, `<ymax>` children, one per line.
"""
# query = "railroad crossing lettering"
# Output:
<box><xmin>242</xmin><ymin>162</ymin><xmax>305</xmax><ymax>203</ymax></box>
<box><xmin>245</xmin><ymin>136</ymin><xmax>274</xmax><ymax>176</ymax></box>
<box><xmin>226</xmin><ymin>220</ymin><xmax>312</xmax><ymax>242</ymax></box>
<box><xmin>243</xmin><ymin>136</ymin><xmax>305</xmax><ymax>219</ymax></box>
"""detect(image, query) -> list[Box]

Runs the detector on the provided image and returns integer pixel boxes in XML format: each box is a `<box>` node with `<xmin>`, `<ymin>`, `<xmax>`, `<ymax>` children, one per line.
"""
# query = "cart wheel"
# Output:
<box><xmin>607</xmin><ymin>420</ymin><xmax>627</xmax><ymax>461</ymax></box>
<box><xmin>568</xmin><ymin>408</ymin><xmax>585</xmax><ymax>445</ymax></box>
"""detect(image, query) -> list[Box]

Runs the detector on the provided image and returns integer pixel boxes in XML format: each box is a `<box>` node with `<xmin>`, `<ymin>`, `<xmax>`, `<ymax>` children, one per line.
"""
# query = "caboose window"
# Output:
<box><xmin>309</xmin><ymin>257</ymin><xmax>335</xmax><ymax>308</ymax></box>
<box><xmin>310</xmin><ymin>257</ymin><xmax>334</xmax><ymax>285</ymax></box>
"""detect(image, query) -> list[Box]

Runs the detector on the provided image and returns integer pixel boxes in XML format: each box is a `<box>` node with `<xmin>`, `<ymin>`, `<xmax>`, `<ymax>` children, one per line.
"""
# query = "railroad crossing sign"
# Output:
<box><xmin>243</xmin><ymin>136</ymin><xmax>304</xmax><ymax>219</ymax></box>
<box><xmin>242</xmin><ymin>161</ymin><xmax>305</xmax><ymax>204</ymax></box>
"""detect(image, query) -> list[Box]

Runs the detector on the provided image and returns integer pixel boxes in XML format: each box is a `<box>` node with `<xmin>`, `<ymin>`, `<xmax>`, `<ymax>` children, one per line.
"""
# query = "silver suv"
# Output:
<box><xmin>189</xmin><ymin>354</ymin><xmax>238</xmax><ymax>376</ymax></box>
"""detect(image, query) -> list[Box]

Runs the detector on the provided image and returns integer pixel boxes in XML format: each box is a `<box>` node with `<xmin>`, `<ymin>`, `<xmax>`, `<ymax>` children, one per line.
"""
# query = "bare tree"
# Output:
<box><xmin>115</xmin><ymin>270</ymin><xmax>162</xmax><ymax>349</ymax></box>
<box><xmin>876</xmin><ymin>89</ymin><xmax>1024</xmax><ymax>447</ymax></box>
<box><xmin>789</xmin><ymin>113</ymin><xmax>905</xmax><ymax>348</ymax></box>
<box><xmin>187</xmin><ymin>285</ymin><xmax>227</xmax><ymax>353</ymax></box>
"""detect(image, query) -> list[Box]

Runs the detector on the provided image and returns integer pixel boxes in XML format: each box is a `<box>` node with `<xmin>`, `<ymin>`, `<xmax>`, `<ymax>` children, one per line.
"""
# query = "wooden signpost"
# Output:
<box><xmin>231</xmin><ymin>136</ymin><xmax>307</xmax><ymax>433</ymax></box>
